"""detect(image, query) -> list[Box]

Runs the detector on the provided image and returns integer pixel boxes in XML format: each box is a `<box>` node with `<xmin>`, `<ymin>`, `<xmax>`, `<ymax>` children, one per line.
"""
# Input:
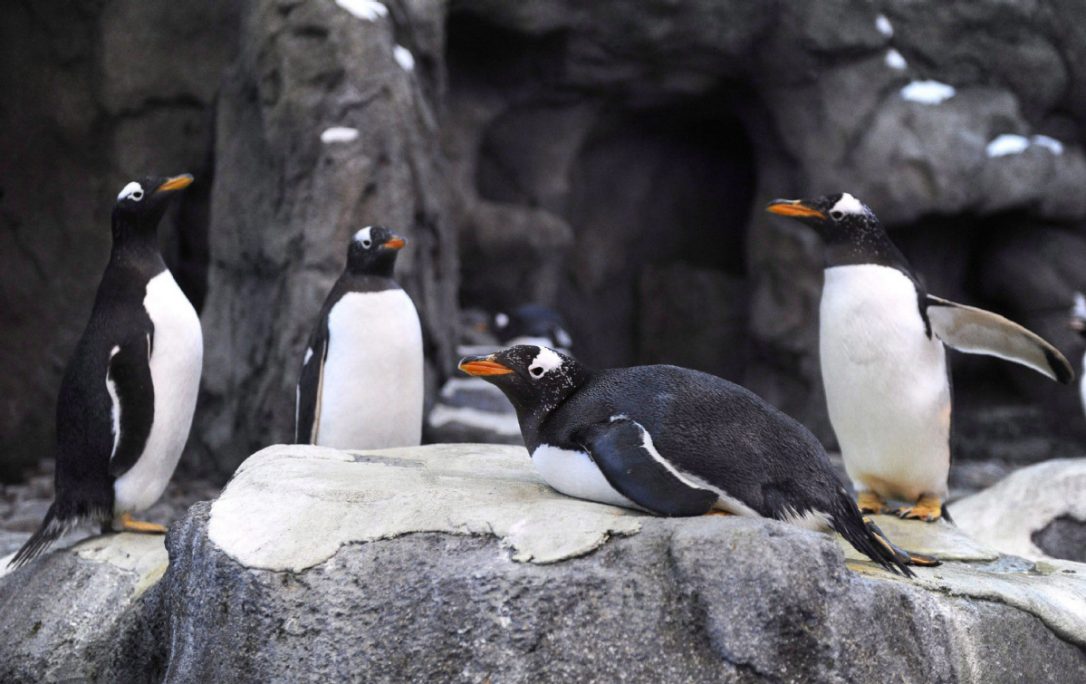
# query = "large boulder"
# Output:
<box><xmin>3</xmin><ymin>444</ymin><xmax>1084</xmax><ymax>681</ymax></box>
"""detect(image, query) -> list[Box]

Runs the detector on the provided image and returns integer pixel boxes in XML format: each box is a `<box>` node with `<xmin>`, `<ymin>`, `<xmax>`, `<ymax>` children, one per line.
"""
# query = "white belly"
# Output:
<box><xmin>531</xmin><ymin>444</ymin><xmax>637</xmax><ymax>509</ymax></box>
<box><xmin>1079</xmin><ymin>352</ymin><xmax>1086</xmax><ymax>418</ymax></box>
<box><xmin>316</xmin><ymin>289</ymin><xmax>423</xmax><ymax>449</ymax></box>
<box><xmin>820</xmin><ymin>265</ymin><xmax>950</xmax><ymax>501</ymax></box>
<box><xmin>114</xmin><ymin>270</ymin><xmax>203</xmax><ymax>513</ymax></box>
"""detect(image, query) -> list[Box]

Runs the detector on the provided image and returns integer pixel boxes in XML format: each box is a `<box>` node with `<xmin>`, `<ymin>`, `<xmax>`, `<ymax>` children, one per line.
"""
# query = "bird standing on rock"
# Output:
<box><xmin>768</xmin><ymin>193</ymin><xmax>1073</xmax><ymax>522</ymax></box>
<box><xmin>460</xmin><ymin>344</ymin><xmax>936</xmax><ymax>576</ymax></box>
<box><xmin>10</xmin><ymin>174</ymin><xmax>202</xmax><ymax>568</ymax></box>
<box><xmin>295</xmin><ymin>226</ymin><xmax>424</xmax><ymax>449</ymax></box>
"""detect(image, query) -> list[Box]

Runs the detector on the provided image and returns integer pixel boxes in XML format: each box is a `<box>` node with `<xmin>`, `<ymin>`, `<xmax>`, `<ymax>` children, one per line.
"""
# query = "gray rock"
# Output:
<box><xmin>192</xmin><ymin>0</ymin><xmax>458</xmax><ymax>477</ymax></box>
<box><xmin>954</xmin><ymin>458</ymin><xmax>1086</xmax><ymax>561</ymax></box>
<box><xmin>3</xmin><ymin>443</ymin><xmax>1086</xmax><ymax>681</ymax></box>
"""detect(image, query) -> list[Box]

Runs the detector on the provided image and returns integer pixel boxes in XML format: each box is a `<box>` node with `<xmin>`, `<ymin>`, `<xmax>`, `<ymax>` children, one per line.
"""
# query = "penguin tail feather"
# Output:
<box><xmin>7</xmin><ymin>504</ymin><xmax>70</xmax><ymax>570</ymax></box>
<box><xmin>829</xmin><ymin>494</ymin><xmax>916</xmax><ymax>578</ymax></box>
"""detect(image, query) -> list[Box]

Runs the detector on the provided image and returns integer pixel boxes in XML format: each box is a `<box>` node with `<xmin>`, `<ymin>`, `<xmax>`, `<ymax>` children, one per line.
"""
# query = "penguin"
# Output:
<box><xmin>767</xmin><ymin>193</ymin><xmax>1073</xmax><ymax>522</ymax></box>
<box><xmin>9</xmin><ymin>174</ymin><xmax>202</xmax><ymax>568</ymax></box>
<box><xmin>1069</xmin><ymin>292</ymin><xmax>1086</xmax><ymax>417</ymax></box>
<box><xmin>459</xmin><ymin>345</ymin><xmax>937</xmax><ymax>576</ymax></box>
<box><xmin>428</xmin><ymin>305</ymin><xmax>573</xmax><ymax>444</ymax></box>
<box><xmin>295</xmin><ymin>225</ymin><xmax>424</xmax><ymax>449</ymax></box>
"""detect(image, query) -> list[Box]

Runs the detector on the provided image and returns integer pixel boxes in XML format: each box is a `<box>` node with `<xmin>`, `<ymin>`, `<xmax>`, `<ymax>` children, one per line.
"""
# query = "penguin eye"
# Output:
<box><xmin>829</xmin><ymin>210</ymin><xmax>843</xmax><ymax>221</ymax></box>
<box><xmin>131</xmin><ymin>190</ymin><xmax>144</xmax><ymax>202</ymax></box>
<box><xmin>529</xmin><ymin>366</ymin><xmax>544</xmax><ymax>378</ymax></box>
<box><xmin>362</xmin><ymin>239</ymin><xmax>372</xmax><ymax>248</ymax></box>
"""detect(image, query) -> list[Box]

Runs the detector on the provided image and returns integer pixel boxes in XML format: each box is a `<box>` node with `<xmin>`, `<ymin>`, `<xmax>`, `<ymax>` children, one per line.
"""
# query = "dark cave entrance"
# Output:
<box><xmin>448</xmin><ymin>12</ymin><xmax>758</xmax><ymax>379</ymax></box>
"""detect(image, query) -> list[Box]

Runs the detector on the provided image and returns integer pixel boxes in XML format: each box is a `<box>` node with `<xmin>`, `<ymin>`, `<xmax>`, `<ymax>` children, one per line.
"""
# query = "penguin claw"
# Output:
<box><xmin>895</xmin><ymin>495</ymin><xmax>943</xmax><ymax>522</ymax></box>
<box><xmin>118</xmin><ymin>512</ymin><xmax>167</xmax><ymax>534</ymax></box>
<box><xmin>856</xmin><ymin>491</ymin><xmax>887</xmax><ymax>515</ymax></box>
<box><xmin>704</xmin><ymin>510</ymin><xmax>733</xmax><ymax>517</ymax></box>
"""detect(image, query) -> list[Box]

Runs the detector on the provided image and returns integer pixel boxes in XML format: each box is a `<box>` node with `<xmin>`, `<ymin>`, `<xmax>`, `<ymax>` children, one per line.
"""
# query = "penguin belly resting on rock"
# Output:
<box><xmin>10</xmin><ymin>174</ymin><xmax>202</xmax><ymax>568</ymax></box>
<box><xmin>768</xmin><ymin>193</ymin><xmax>1073</xmax><ymax>522</ymax></box>
<box><xmin>459</xmin><ymin>345</ymin><xmax>935</xmax><ymax>576</ymax></box>
<box><xmin>295</xmin><ymin>226</ymin><xmax>424</xmax><ymax>449</ymax></box>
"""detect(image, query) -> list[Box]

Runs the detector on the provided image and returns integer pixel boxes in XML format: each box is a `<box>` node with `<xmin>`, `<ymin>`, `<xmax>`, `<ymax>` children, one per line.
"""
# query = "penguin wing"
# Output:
<box><xmin>925</xmin><ymin>295</ymin><xmax>1074</xmax><ymax>384</ymax></box>
<box><xmin>575</xmin><ymin>417</ymin><xmax>718</xmax><ymax>516</ymax></box>
<box><xmin>107</xmin><ymin>334</ymin><xmax>155</xmax><ymax>478</ymax></box>
<box><xmin>295</xmin><ymin>324</ymin><xmax>329</xmax><ymax>444</ymax></box>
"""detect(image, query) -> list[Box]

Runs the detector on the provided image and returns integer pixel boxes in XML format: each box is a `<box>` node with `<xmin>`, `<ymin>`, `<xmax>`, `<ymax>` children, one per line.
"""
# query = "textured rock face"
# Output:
<box><xmin>2</xmin><ymin>444</ymin><xmax>1085</xmax><ymax>681</ymax></box>
<box><xmin>954</xmin><ymin>458</ymin><xmax>1086</xmax><ymax>561</ymax></box>
<box><xmin>193</xmin><ymin>0</ymin><xmax>458</xmax><ymax>475</ymax></box>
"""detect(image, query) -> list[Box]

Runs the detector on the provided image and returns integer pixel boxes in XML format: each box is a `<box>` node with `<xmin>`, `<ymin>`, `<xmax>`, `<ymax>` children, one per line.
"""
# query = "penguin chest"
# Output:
<box><xmin>317</xmin><ymin>289</ymin><xmax>423</xmax><ymax>449</ymax></box>
<box><xmin>531</xmin><ymin>444</ymin><xmax>637</xmax><ymax>509</ymax></box>
<box><xmin>114</xmin><ymin>270</ymin><xmax>203</xmax><ymax>513</ymax></box>
<box><xmin>819</xmin><ymin>265</ymin><xmax>951</xmax><ymax>498</ymax></box>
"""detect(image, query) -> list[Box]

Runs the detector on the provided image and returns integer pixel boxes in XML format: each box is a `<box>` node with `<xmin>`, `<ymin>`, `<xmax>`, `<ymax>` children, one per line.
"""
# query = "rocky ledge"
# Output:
<box><xmin>1</xmin><ymin>444</ymin><xmax>1084</xmax><ymax>682</ymax></box>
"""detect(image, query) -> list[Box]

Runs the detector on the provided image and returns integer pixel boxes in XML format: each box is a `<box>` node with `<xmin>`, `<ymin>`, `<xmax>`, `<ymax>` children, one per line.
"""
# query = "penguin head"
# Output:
<box><xmin>346</xmin><ymin>225</ymin><xmax>406</xmax><ymax>277</ymax></box>
<box><xmin>458</xmin><ymin>344</ymin><xmax>587</xmax><ymax>413</ymax></box>
<box><xmin>766</xmin><ymin>192</ymin><xmax>881</xmax><ymax>245</ymax></box>
<box><xmin>111</xmin><ymin>174</ymin><xmax>193</xmax><ymax>239</ymax></box>
<box><xmin>491</xmin><ymin>305</ymin><xmax>574</xmax><ymax>352</ymax></box>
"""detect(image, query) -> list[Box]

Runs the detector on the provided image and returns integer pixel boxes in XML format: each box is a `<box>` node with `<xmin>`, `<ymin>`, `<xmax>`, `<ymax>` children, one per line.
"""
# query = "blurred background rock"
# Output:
<box><xmin>3</xmin><ymin>0</ymin><xmax>1086</xmax><ymax>483</ymax></box>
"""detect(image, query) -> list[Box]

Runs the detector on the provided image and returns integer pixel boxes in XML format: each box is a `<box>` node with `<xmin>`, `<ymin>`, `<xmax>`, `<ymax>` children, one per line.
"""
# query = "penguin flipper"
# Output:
<box><xmin>925</xmin><ymin>295</ymin><xmax>1074</xmax><ymax>384</ymax></box>
<box><xmin>575</xmin><ymin>417</ymin><xmax>718</xmax><ymax>517</ymax></box>
<box><xmin>107</xmin><ymin>335</ymin><xmax>155</xmax><ymax>479</ymax></box>
<box><xmin>295</xmin><ymin>326</ymin><xmax>328</xmax><ymax>444</ymax></box>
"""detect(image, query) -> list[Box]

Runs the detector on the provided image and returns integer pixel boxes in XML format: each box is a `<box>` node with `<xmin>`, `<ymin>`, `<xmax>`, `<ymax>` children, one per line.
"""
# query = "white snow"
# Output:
<box><xmin>900</xmin><ymin>80</ymin><xmax>956</xmax><ymax>105</ymax></box>
<box><xmin>393</xmin><ymin>45</ymin><xmax>415</xmax><ymax>72</ymax></box>
<box><xmin>875</xmin><ymin>14</ymin><xmax>893</xmax><ymax>38</ymax></box>
<box><xmin>885</xmin><ymin>48</ymin><xmax>907</xmax><ymax>71</ymax></box>
<box><xmin>335</xmin><ymin>0</ymin><xmax>387</xmax><ymax>21</ymax></box>
<box><xmin>321</xmin><ymin>127</ymin><xmax>359</xmax><ymax>144</ymax></box>
<box><xmin>986</xmin><ymin>134</ymin><xmax>1030</xmax><ymax>158</ymax></box>
<box><xmin>1032</xmin><ymin>135</ymin><xmax>1064</xmax><ymax>155</ymax></box>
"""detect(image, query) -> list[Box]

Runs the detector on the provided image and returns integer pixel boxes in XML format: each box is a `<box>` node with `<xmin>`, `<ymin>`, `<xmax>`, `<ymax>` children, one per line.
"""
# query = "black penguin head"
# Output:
<box><xmin>767</xmin><ymin>193</ymin><xmax>909</xmax><ymax>269</ymax></box>
<box><xmin>491</xmin><ymin>305</ymin><xmax>573</xmax><ymax>351</ymax></box>
<box><xmin>346</xmin><ymin>225</ymin><xmax>406</xmax><ymax>277</ymax></box>
<box><xmin>111</xmin><ymin>174</ymin><xmax>193</xmax><ymax>240</ymax></box>
<box><xmin>458</xmin><ymin>345</ymin><xmax>587</xmax><ymax>415</ymax></box>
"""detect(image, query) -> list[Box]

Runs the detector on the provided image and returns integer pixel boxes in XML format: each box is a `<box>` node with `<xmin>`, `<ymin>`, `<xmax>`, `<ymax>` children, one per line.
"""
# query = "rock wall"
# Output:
<box><xmin>5</xmin><ymin>0</ymin><xmax>1086</xmax><ymax>479</ymax></box>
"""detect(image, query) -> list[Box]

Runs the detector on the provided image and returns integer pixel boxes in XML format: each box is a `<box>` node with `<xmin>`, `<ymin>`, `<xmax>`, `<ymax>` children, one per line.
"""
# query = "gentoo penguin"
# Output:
<box><xmin>1070</xmin><ymin>292</ymin><xmax>1086</xmax><ymax>416</ymax></box>
<box><xmin>428</xmin><ymin>305</ymin><xmax>574</xmax><ymax>444</ymax></box>
<box><xmin>295</xmin><ymin>226</ymin><xmax>423</xmax><ymax>449</ymax></box>
<box><xmin>10</xmin><ymin>174</ymin><xmax>202</xmax><ymax>568</ymax></box>
<box><xmin>460</xmin><ymin>345</ymin><xmax>936</xmax><ymax>576</ymax></box>
<box><xmin>767</xmin><ymin>193</ymin><xmax>1073</xmax><ymax>522</ymax></box>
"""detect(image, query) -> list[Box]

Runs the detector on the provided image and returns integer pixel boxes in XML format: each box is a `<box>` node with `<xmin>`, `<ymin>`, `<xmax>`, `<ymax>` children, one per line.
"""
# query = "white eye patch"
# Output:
<box><xmin>528</xmin><ymin>346</ymin><xmax>564</xmax><ymax>378</ymax></box>
<box><xmin>118</xmin><ymin>182</ymin><xmax>144</xmax><ymax>202</ymax></box>
<box><xmin>495</xmin><ymin>313</ymin><xmax>509</xmax><ymax>329</ymax></box>
<box><xmin>830</xmin><ymin>193</ymin><xmax>865</xmax><ymax>217</ymax></box>
<box><xmin>353</xmin><ymin>226</ymin><xmax>374</xmax><ymax>248</ymax></box>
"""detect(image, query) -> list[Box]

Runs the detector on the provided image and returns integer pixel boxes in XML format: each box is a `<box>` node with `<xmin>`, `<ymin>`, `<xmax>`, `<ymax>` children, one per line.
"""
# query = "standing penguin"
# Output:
<box><xmin>460</xmin><ymin>345</ymin><xmax>935</xmax><ymax>576</ymax></box>
<box><xmin>10</xmin><ymin>175</ymin><xmax>202</xmax><ymax>568</ymax></box>
<box><xmin>295</xmin><ymin>226</ymin><xmax>423</xmax><ymax>449</ymax></box>
<box><xmin>767</xmin><ymin>193</ymin><xmax>1073</xmax><ymax>521</ymax></box>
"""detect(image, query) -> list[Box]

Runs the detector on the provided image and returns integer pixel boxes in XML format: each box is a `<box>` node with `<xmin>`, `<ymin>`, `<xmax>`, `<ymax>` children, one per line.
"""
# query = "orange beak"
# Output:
<box><xmin>766</xmin><ymin>199</ymin><xmax>825</xmax><ymax>220</ymax></box>
<box><xmin>458</xmin><ymin>355</ymin><xmax>513</xmax><ymax>376</ymax></box>
<box><xmin>157</xmin><ymin>174</ymin><xmax>194</xmax><ymax>193</ymax></box>
<box><xmin>383</xmin><ymin>236</ymin><xmax>406</xmax><ymax>250</ymax></box>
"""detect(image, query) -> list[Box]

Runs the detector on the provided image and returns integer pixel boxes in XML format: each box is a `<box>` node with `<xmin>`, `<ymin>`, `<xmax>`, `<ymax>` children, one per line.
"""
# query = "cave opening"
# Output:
<box><xmin>448</xmin><ymin>12</ymin><xmax>758</xmax><ymax>378</ymax></box>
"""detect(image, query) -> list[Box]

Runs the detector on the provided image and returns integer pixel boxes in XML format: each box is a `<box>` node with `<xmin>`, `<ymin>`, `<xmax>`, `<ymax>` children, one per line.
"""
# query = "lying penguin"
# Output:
<box><xmin>768</xmin><ymin>193</ymin><xmax>1073</xmax><ymax>522</ymax></box>
<box><xmin>10</xmin><ymin>175</ymin><xmax>202</xmax><ymax>568</ymax></box>
<box><xmin>459</xmin><ymin>345</ymin><xmax>933</xmax><ymax>576</ymax></box>
<box><xmin>428</xmin><ymin>305</ymin><xmax>573</xmax><ymax>445</ymax></box>
<box><xmin>295</xmin><ymin>226</ymin><xmax>424</xmax><ymax>449</ymax></box>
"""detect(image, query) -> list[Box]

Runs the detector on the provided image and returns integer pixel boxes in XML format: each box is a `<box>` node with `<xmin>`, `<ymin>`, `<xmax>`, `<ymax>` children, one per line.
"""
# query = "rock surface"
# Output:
<box><xmin>954</xmin><ymin>458</ymin><xmax>1086</xmax><ymax>561</ymax></box>
<box><xmin>2</xmin><ymin>444</ymin><xmax>1085</xmax><ymax>682</ymax></box>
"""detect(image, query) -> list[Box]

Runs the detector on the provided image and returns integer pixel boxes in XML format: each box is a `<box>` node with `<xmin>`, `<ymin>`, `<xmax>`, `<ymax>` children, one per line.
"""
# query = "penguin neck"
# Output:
<box><xmin>347</xmin><ymin>255</ymin><xmax>396</xmax><ymax>279</ymax></box>
<box><xmin>823</xmin><ymin>228</ymin><xmax>914</xmax><ymax>274</ymax></box>
<box><xmin>109</xmin><ymin>221</ymin><xmax>166</xmax><ymax>277</ymax></box>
